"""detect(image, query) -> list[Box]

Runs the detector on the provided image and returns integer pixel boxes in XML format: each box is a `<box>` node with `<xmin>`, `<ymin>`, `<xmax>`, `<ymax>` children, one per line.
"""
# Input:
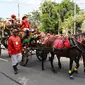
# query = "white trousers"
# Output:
<box><xmin>11</xmin><ymin>53</ymin><xmax>22</xmax><ymax>66</ymax></box>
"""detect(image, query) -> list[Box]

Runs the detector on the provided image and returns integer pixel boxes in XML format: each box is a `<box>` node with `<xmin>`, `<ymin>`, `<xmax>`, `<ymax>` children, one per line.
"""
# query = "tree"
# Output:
<box><xmin>81</xmin><ymin>20</ymin><xmax>85</xmax><ymax>31</ymax></box>
<box><xmin>39</xmin><ymin>0</ymin><xmax>60</xmax><ymax>33</ymax></box>
<box><xmin>29</xmin><ymin>10</ymin><xmax>41</xmax><ymax>28</ymax></box>
<box><xmin>58</xmin><ymin>0</ymin><xmax>80</xmax><ymax>34</ymax></box>
<box><xmin>39</xmin><ymin>0</ymin><xmax>80</xmax><ymax>34</ymax></box>
<box><xmin>61</xmin><ymin>11</ymin><xmax>85</xmax><ymax>34</ymax></box>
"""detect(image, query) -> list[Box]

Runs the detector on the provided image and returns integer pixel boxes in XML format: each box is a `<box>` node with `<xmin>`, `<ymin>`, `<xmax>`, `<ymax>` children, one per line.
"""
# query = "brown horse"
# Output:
<box><xmin>40</xmin><ymin>34</ymin><xmax>82</xmax><ymax>79</ymax></box>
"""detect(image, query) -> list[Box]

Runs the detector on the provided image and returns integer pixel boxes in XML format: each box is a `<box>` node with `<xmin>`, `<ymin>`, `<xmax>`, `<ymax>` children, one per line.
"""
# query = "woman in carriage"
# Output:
<box><xmin>20</xmin><ymin>14</ymin><xmax>42</xmax><ymax>46</ymax></box>
<box><xmin>21</xmin><ymin>14</ymin><xmax>31</xmax><ymax>31</ymax></box>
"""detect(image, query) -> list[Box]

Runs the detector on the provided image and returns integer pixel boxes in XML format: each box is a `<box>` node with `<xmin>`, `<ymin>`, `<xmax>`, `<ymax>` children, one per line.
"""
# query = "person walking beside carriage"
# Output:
<box><xmin>8</xmin><ymin>28</ymin><xmax>22</xmax><ymax>74</ymax></box>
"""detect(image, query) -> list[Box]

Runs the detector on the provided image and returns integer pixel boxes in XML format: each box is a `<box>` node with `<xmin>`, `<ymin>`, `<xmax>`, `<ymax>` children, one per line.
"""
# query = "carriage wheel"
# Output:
<box><xmin>20</xmin><ymin>54</ymin><xmax>28</xmax><ymax>66</ymax></box>
<box><xmin>20</xmin><ymin>49</ymin><xmax>29</xmax><ymax>66</ymax></box>
<box><xmin>1</xmin><ymin>37</ymin><xmax>8</xmax><ymax>49</ymax></box>
<box><xmin>0</xmin><ymin>44</ymin><xmax>1</xmax><ymax>56</ymax></box>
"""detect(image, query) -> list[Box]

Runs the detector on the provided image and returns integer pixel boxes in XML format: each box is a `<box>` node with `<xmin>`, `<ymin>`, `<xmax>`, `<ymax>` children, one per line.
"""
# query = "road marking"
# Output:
<box><xmin>0</xmin><ymin>71</ymin><xmax>21</xmax><ymax>85</ymax></box>
<box><xmin>19</xmin><ymin>77</ymin><xmax>28</xmax><ymax>85</ymax></box>
<box><xmin>0</xmin><ymin>58</ymin><xmax>8</xmax><ymax>62</ymax></box>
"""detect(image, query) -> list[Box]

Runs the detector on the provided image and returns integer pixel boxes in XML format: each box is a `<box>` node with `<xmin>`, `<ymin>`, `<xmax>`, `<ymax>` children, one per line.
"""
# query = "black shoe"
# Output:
<box><xmin>14</xmin><ymin>70</ymin><xmax>18</xmax><ymax>74</ymax></box>
<box><xmin>16</xmin><ymin>63</ymin><xmax>18</xmax><ymax>71</ymax></box>
<box><xmin>13</xmin><ymin>65</ymin><xmax>18</xmax><ymax>74</ymax></box>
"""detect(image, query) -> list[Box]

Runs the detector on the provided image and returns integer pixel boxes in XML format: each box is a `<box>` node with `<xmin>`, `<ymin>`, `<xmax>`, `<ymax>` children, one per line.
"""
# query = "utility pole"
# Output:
<box><xmin>72</xmin><ymin>0</ymin><xmax>76</xmax><ymax>35</ymax></box>
<box><xmin>74</xmin><ymin>2</ymin><xmax>76</xmax><ymax>35</ymax></box>
<box><xmin>57</xmin><ymin>5</ymin><xmax>60</xmax><ymax>34</ymax></box>
<box><xmin>17</xmin><ymin>0</ymin><xmax>20</xmax><ymax>19</ymax></box>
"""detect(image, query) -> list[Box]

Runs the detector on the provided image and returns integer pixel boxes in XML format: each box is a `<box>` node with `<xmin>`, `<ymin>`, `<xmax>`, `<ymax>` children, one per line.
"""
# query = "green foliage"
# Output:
<box><xmin>39</xmin><ymin>0</ymin><xmax>81</xmax><ymax>34</ymax></box>
<box><xmin>40</xmin><ymin>0</ymin><xmax>59</xmax><ymax>33</ymax></box>
<box><xmin>29</xmin><ymin>10</ymin><xmax>41</xmax><ymax>28</ymax></box>
<box><xmin>29</xmin><ymin>0</ymin><xmax>85</xmax><ymax>34</ymax></box>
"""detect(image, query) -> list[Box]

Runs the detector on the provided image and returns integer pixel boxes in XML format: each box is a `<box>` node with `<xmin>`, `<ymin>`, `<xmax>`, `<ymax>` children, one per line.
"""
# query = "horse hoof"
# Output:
<box><xmin>69</xmin><ymin>75</ymin><xmax>74</xmax><ymax>80</ymax></box>
<box><xmin>42</xmin><ymin>68</ymin><xmax>44</xmax><ymax>71</ymax></box>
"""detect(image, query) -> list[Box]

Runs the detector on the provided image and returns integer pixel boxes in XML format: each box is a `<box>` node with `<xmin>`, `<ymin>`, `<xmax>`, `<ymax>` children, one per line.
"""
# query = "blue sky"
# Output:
<box><xmin>0</xmin><ymin>0</ymin><xmax>85</xmax><ymax>19</ymax></box>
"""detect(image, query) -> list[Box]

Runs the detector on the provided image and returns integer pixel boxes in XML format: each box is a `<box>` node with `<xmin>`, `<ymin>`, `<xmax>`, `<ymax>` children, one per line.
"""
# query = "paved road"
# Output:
<box><xmin>0</xmin><ymin>73</ymin><xmax>19</xmax><ymax>85</ymax></box>
<box><xmin>0</xmin><ymin>50</ymin><xmax>85</xmax><ymax>85</ymax></box>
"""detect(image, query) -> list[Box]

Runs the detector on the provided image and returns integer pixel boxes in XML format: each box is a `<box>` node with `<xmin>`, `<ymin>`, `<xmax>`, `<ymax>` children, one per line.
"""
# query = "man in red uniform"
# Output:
<box><xmin>8</xmin><ymin>28</ymin><xmax>22</xmax><ymax>74</ymax></box>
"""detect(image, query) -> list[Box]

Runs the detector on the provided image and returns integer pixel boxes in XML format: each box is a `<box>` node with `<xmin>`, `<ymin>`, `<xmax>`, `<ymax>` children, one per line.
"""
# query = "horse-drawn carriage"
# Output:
<box><xmin>1</xmin><ymin>20</ymin><xmax>85</xmax><ymax>79</ymax></box>
<box><xmin>19</xmin><ymin>29</ymin><xmax>44</xmax><ymax>66</ymax></box>
<box><xmin>0</xmin><ymin>21</ymin><xmax>43</xmax><ymax>66</ymax></box>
